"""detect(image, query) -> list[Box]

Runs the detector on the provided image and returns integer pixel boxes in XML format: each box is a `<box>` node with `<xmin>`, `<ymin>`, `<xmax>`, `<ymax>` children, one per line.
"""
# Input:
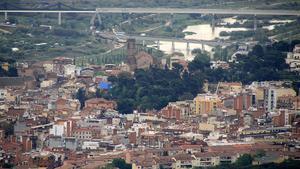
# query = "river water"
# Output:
<box><xmin>148</xmin><ymin>17</ymin><xmax>294</xmax><ymax>61</ymax></box>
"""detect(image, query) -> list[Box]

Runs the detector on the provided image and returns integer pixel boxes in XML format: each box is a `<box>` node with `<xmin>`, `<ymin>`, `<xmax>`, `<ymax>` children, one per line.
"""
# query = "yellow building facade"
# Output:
<box><xmin>2</xmin><ymin>62</ymin><xmax>9</xmax><ymax>71</ymax></box>
<box><xmin>194</xmin><ymin>94</ymin><xmax>222</xmax><ymax>115</ymax></box>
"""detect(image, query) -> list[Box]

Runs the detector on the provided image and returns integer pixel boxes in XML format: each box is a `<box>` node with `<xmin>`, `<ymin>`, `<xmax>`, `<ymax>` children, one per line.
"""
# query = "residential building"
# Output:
<box><xmin>40</xmin><ymin>80</ymin><xmax>54</xmax><ymax>88</ymax></box>
<box><xmin>161</xmin><ymin>100</ymin><xmax>194</xmax><ymax>120</ymax></box>
<box><xmin>43</xmin><ymin>61</ymin><xmax>54</xmax><ymax>72</ymax></box>
<box><xmin>194</xmin><ymin>94</ymin><xmax>222</xmax><ymax>115</ymax></box>
<box><xmin>82</xmin><ymin>141</ymin><xmax>99</xmax><ymax>150</ymax></box>
<box><xmin>53</xmin><ymin>57</ymin><xmax>74</xmax><ymax>75</ymax></box>
<box><xmin>264</xmin><ymin>87</ymin><xmax>296</xmax><ymax>112</ymax></box>
<box><xmin>0</xmin><ymin>89</ymin><xmax>7</xmax><ymax>100</ymax></box>
<box><xmin>199</xmin><ymin>123</ymin><xmax>215</xmax><ymax>132</ymax></box>
<box><xmin>85</xmin><ymin>98</ymin><xmax>117</xmax><ymax>110</ymax></box>
<box><xmin>216</xmin><ymin>82</ymin><xmax>243</xmax><ymax>96</ymax></box>
<box><xmin>73</xmin><ymin>128</ymin><xmax>93</xmax><ymax>140</ymax></box>
<box><xmin>169</xmin><ymin>100</ymin><xmax>194</xmax><ymax>117</ymax></box>
<box><xmin>63</xmin><ymin>64</ymin><xmax>76</xmax><ymax>77</ymax></box>
<box><xmin>272</xmin><ymin>109</ymin><xmax>294</xmax><ymax>127</ymax></box>
<box><xmin>161</xmin><ymin>105</ymin><xmax>184</xmax><ymax>120</ymax></box>
<box><xmin>277</xmin><ymin>96</ymin><xmax>300</xmax><ymax>110</ymax></box>
<box><xmin>135</xmin><ymin>51</ymin><xmax>154</xmax><ymax>70</ymax></box>
<box><xmin>210</xmin><ymin>61</ymin><xmax>230</xmax><ymax>70</ymax></box>
<box><xmin>233</xmin><ymin>92</ymin><xmax>253</xmax><ymax>114</ymax></box>
<box><xmin>49</xmin><ymin>120</ymin><xmax>75</xmax><ymax>137</ymax></box>
<box><xmin>192</xmin><ymin>152</ymin><xmax>219</xmax><ymax>167</ymax></box>
<box><xmin>172</xmin><ymin>154</ymin><xmax>194</xmax><ymax>169</ymax></box>
<box><xmin>286</xmin><ymin>44</ymin><xmax>300</xmax><ymax>71</ymax></box>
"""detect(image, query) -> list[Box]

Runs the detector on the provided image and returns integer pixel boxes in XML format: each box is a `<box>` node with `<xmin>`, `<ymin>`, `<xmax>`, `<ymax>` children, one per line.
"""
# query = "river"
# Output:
<box><xmin>148</xmin><ymin>17</ymin><xmax>295</xmax><ymax>61</ymax></box>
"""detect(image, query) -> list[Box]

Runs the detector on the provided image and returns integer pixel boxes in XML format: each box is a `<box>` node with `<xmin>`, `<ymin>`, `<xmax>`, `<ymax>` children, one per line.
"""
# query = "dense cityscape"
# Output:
<box><xmin>0</xmin><ymin>0</ymin><xmax>300</xmax><ymax>169</ymax></box>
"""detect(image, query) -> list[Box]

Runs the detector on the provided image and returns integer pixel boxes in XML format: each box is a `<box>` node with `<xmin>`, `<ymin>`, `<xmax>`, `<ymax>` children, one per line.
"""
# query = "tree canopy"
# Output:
<box><xmin>107</xmin><ymin>41</ymin><xmax>300</xmax><ymax>114</ymax></box>
<box><xmin>100</xmin><ymin>158</ymin><xmax>131</xmax><ymax>169</ymax></box>
<box><xmin>108</xmin><ymin>64</ymin><xmax>204</xmax><ymax>114</ymax></box>
<box><xmin>204</xmin><ymin>43</ymin><xmax>299</xmax><ymax>84</ymax></box>
<box><xmin>76</xmin><ymin>88</ymin><xmax>86</xmax><ymax>110</ymax></box>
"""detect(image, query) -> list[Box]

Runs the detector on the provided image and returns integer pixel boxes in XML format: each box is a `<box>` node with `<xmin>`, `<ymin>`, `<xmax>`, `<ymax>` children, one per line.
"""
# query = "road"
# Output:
<box><xmin>1</xmin><ymin>8</ymin><xmax>300</xmax><ymax>16</ymax></box>
<box><xmin>139</xmin><ymin>21</ymin><xmax>171</xmax><ymax>33</ymax></box>
<box><xmin>0</xmin><ymin>27</ymin><xmax>11</xmax><ymax>34</ymax></box>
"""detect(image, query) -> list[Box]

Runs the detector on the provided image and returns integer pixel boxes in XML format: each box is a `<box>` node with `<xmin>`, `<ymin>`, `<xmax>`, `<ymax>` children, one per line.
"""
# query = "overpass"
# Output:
<box><xmin>96</xmin><ymin>8</ymin><xmax>300</xmax><ymax>16</ymax></box>
<box><xmin>1</xmin><ymin>7</ymin><xmax>299</xmax><ymax>27</ymax></box>
<box><xmin>1</xmin><ymin>8</ymin><xmax>299</xmax><ymax>16</ymax></box>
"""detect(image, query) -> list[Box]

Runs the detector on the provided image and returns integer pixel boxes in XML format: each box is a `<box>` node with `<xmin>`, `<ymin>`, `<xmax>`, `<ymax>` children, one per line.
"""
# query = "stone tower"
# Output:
<box><xmin>126</xmin><ymin>39</ymin><xmax>137</xmax><ymax>71</ymax></box>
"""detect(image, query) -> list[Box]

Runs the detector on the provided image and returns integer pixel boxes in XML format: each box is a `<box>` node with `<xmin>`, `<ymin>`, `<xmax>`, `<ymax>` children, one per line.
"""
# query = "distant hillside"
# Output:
<box><xmin>1</xmin><ymin>0</ymin><xmax>268</xmax><ymax>9</ymax></box>
<box><xmin>2</xmin><ymin>0</ymin><xmax>299</xmax><ymax>10</ymax></box>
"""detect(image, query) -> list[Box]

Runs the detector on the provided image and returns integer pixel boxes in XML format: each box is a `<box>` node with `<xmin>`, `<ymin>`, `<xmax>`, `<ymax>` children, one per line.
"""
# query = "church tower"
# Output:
<box><xmin>126</xmin><ymin>39</ymin><xmax>137</xmax><ymax>71</ymax></box>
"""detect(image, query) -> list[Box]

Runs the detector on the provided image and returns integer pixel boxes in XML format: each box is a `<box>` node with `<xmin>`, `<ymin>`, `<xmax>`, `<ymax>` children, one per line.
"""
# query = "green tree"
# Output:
<box><xmin>235</xmin><ymin>154</ymin><xmax>253</xmax><ymax>167</ymax></box>
<box><xmin>178</xmin><ymin>92</ymin><xmax>194</xmax><ymax>100</ymax></box>
<box><xmin>255</xmin><ymin>150</ymin><xmax>266</xmax><ymax>158</ymax></box>
<box><xmin>108</xmin><ymin>66</ymin><xmax>204</xmax><ymax>113</ymax></box>
<box><xmin>0</xmin><ymin>122</ymin><xmax>14</xmax><ymax>138</ymax></box>
<box><xmin>112</xmin><ymin>158</ymin><xmax>131</xmax><ymax>169</ymax></box>
<box><xmin>213</xmin><ymin>46</ymin><xmax>228</xmax><ymax>61</ymax></box>
<box><xmin>76</xmin><ymin>88</ymin><xmax>86</xmax><ymax>110</ymax></box>
<box><xmin>117</xmin><ymin>99</ymin><xmax>135</xmax><ymax>114</ymax></box>
<box><xmin>191</xmin><ymin>48</ymin><xmax>202</xmax><ymax>55</ymax></box>
<box><xmin>7</xmin><ymin>66</ymin><xmax>18</xmax><ymax>77</ymax></box>
<box><xmin>249</xmin><ymin>45</ymin><xmax>264</xmax><ymax>58</ymax></box>
<box><xmin>188</xmin><ymin>50</ymin><xmax>211</xmax><ymax>72</ymax></box>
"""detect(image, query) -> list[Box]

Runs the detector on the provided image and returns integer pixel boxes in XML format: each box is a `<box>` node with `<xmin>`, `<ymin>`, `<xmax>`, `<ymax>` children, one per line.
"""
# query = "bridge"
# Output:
<box><xmin>1</xmin><ymin>8</ymin><xmax>299</xmax><ymax>15</ymax></box>
<box><xmin>1</xmin><ymin>2</ymin><xmax>299</xmax><ymax>53</ymax></box>
<box><xmin>98</xmin><ymin>32</ymin><xmax>233</xmax><ymax>54</ymax></box>
<box><xmin>95</xmin><ymin>8</ymin><xmax>300</xmax><ymax>16</ymax></box>
<box><xmin>0</xmin><ymin>2</ymin><xmax>300</xmax><ymax>26</ymax></box>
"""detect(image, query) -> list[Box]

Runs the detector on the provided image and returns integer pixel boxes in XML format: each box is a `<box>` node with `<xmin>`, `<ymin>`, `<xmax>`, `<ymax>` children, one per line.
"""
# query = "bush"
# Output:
<box><xmin>219</xmin><ymin>31</ymin><xmax>229</xmax><ymax>36</ymax></box>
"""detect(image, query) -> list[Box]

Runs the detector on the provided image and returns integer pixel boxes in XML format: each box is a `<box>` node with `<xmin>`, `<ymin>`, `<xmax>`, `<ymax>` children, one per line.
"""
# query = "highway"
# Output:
<box><xmin>0</xmin><ymin>8</ymin><xmax>300</xmax><ymax>16</ymax></box>
<box><xmin>97</xmin><ymin>8</ymin><xmax>300</xmax><ymax>16</ymax></box>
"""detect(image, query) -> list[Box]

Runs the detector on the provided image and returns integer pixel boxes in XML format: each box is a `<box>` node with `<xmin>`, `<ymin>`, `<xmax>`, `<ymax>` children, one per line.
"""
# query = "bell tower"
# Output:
<box><xmin>126</xmin><ymin>39</ymin><xmax>137</xmax><ymax>71</ymax></box>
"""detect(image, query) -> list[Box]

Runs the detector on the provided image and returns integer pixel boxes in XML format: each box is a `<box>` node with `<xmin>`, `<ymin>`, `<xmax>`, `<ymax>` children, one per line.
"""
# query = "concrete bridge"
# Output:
<box><xmin>1</xmin><ymin>6</ymin><xmax>299</xmax><ymax>27</ymax></box>
<box><xmin>97</xmin><ymin>32</ymin><xmax>234</xmax><ymax>54</ymax></box>
<box><xmin>1</xmin><ymin>8</ymin><xmax>299</xmax><ymax>15</ymax></box>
